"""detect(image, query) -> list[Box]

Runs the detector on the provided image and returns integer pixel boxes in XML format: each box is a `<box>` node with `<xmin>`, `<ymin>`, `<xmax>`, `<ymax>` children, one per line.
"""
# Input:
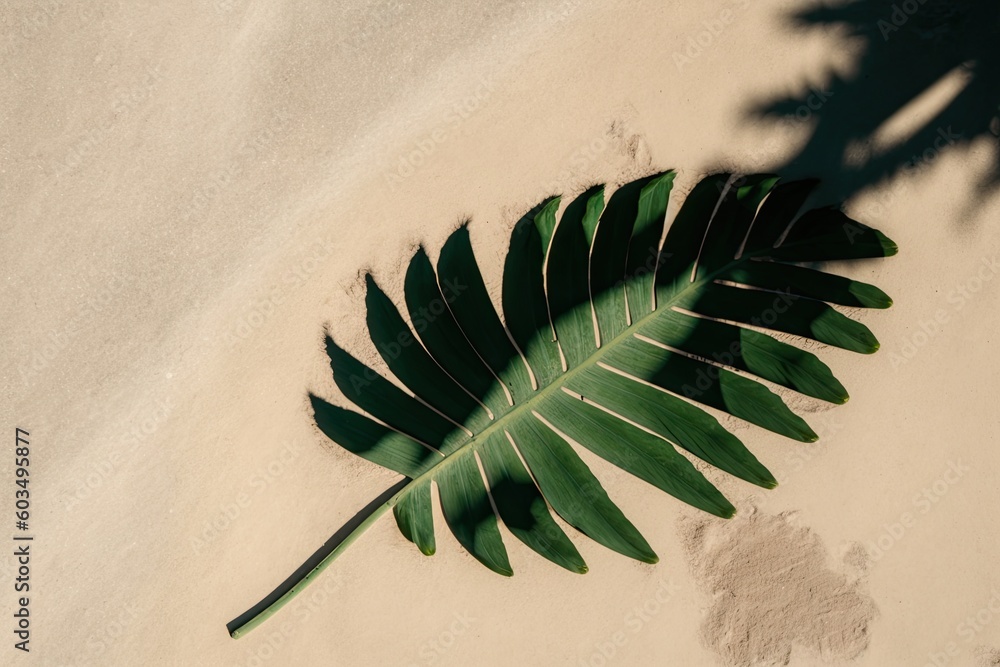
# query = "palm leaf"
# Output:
<box><xmin>230</xmin><ymin>171</ymin><xmax>895</xmax><ymax>638</ymax></box>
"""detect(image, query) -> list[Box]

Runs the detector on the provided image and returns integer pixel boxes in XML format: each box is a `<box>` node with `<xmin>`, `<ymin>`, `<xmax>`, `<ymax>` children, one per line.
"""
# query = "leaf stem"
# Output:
<box><xmin>232</xmin><ymin>241</ymin><xmax>812</xmax><ymax>638</ymax></box>
<box><xmin>229</xmin><ymin>498</ymin><xmax>394</xmax><ymax>639</ymax></box>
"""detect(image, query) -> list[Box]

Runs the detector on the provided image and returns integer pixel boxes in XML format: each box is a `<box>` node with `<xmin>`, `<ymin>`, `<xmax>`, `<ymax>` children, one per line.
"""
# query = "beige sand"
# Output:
<box><xmin>679</xmin><ymin>504</ymin><xmax>878</xmax><ymax>665</ymax></box>
<box><xmin>2</xmin><ymin>0</ymin><xmax>999</xmax><ymax>665</ymax></box>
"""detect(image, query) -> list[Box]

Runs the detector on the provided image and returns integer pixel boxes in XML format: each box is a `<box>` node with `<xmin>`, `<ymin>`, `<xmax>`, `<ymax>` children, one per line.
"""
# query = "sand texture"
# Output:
<box><xmin>2</xmin><ymin>0</ymin><xmax>999</xmax><ymax>665</ymax></box>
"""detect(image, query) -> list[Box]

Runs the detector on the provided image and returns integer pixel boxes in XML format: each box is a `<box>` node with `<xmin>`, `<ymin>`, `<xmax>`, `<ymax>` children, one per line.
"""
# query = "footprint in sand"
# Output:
<box><xmin>679</xmin><ymin>506</ymin><xmax>878</xmax><ymax>666</ymax></box>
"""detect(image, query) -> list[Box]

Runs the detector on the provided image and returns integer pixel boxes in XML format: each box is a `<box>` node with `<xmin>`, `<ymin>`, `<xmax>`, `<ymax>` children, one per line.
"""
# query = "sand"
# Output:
<box><xmin>2</xmin><ymin>0</ymin><xmax>999</xmax><ymax>665</ymax></box>
<box><xmin>679</xmin><ymin>505</ymin><xmax>878</xmax><ymax>666</ymax></box>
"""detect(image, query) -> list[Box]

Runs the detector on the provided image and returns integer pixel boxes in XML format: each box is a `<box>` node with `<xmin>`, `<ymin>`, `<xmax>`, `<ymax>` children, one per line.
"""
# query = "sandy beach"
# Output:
<box><xmin>2</xmin><ymin>0</ymin><xmax>999</xmax><ymax>665</ymax></box>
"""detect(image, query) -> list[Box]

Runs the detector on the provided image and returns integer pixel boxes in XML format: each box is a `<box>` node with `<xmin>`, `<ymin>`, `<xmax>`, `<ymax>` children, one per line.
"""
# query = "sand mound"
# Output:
<box><xmin>679</xmin><ymin>507</ymin><xmax>877</xmax><ymax>666</ymax></box>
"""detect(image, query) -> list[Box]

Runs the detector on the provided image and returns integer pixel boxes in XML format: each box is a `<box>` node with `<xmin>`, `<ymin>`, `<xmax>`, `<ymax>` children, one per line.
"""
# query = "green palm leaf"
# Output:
<box><xmin>230</xmin><ymin>171</ymin><xmax>896</xmax><ymax>638</ymax></box>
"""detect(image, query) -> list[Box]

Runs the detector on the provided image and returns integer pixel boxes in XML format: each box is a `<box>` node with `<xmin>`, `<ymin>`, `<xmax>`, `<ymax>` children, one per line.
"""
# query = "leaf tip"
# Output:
<box><xmin>877</xmin><ymin>232</ymin><xmax>899</xmax><ymax>257</ymax></box>
<box><xmin>855</xmin><ymin>285</ymin><xmax>894</xmax><ymax>309</ymax></box>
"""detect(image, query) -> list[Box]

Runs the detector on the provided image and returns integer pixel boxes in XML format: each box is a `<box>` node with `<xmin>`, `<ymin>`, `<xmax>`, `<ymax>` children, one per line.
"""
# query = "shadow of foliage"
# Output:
<box><xmin>750</xmin><ymin>0</ymin><xmax>1000</xmax><ymax>210</ymax></box>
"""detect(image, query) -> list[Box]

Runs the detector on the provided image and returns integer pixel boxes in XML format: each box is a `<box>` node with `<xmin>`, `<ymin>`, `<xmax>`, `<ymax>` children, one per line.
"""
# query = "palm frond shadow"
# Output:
<box><xmin>752</xmin><ymin>0</ymin><xmax>1000</xmax><ymax>210</ymax></box>
<box><xmin>229</xmin><ymin>171</ymin><xmax>896</xmax><ymax>638</ymax></box>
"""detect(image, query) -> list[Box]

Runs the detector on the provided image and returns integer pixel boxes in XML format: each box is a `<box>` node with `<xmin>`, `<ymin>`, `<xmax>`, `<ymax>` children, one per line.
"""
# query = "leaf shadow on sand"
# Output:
<box><xmin>748</xmin><ymin>0</ymin><xmax>1000</xmax><ymax>215</ymax></box>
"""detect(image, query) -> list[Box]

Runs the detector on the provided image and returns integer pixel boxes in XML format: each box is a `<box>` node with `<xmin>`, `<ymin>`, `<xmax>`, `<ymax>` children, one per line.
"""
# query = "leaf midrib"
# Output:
<box><xmin>230</xmin><ymin>236</ymin><xmax>803</xmax><ymax>638</ymax></box>
<box><xmin>393</xmin><ymin>247</ymin><xmax>770</xmax><ymax>502</ymax></box>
